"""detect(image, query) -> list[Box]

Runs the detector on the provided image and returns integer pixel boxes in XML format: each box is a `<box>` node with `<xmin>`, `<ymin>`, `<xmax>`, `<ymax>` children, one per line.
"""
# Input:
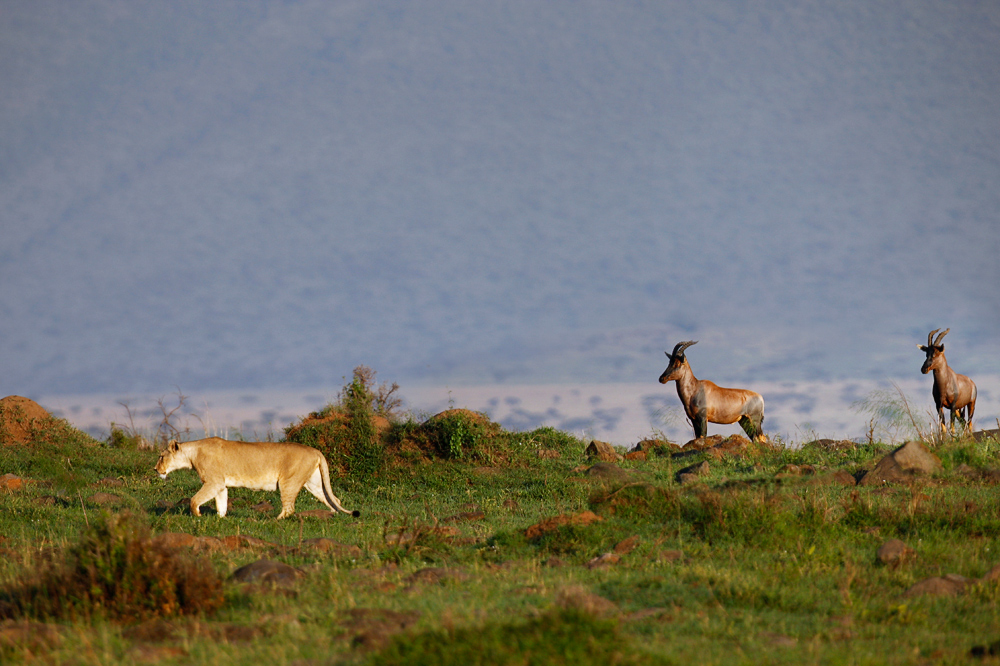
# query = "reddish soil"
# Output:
<box><xmin>0</xmin><ymin>396</ymin><xmax>53</xmax><ymax>445</ymax></box>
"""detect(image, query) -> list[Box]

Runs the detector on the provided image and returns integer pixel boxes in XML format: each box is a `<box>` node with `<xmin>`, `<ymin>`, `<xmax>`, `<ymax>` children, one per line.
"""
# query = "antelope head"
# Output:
<box><xmin>659</xmin><ymin>340</ymin><xmax>698</xmax><ymax>383</ymax></box>
<box><xmin>917</xmin><ymin>328</ymin><xmax>949</xmax><ymax>374</ymax></box>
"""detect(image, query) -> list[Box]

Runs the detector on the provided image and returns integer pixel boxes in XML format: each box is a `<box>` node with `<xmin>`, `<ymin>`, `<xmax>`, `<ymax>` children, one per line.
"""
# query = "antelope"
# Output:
<box><xmin>658</xmin><ymin>340</ymin><xmax>765</xmax><ymax>441</ymax></box>
<box><xmin>917</xmin><ymin>328</ymin><xmax>977</xmax><ymax>435</ymax></box>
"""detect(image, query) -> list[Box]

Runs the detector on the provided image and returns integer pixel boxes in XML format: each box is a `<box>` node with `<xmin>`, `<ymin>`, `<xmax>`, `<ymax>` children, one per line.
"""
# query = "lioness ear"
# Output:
<box><xmin>168</xmin><ymin>439</ymin><xmax>180</xmax><ymax>451</ymax></box>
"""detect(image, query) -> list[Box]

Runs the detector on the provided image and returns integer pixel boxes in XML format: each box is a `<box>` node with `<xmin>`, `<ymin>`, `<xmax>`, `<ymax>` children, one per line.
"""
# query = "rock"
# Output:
<box><xmin>221</xmin><ymin>535</ymin><xmax>278</xmax><ymax>550</ymax></box>
<box><xmin>251</xmin><ymin>501</ymin><xmax>275</xmax><ymax>513</ymax></box>
<box><xmin>972</xmin><ymin>428</ymin><xmax>1000</xmax><ymax>443</ymax></box>
<box><xmin>152</xmin><ymin>532</ymin><xmax>200</xmax><ymax>549</ymax></box>
<box><xmin>585</xmin><ymin>440</ymin><xmax>624</xmax><ymax>463</ymax></box>
<box><xmin>778</xmin><ymin>464</ymin><xmax>816</xmax><ymax>476</ymax></box>
<box><xmin>35</xmin><ymin>495</ymin><xmax>70</xmax><ymax>507</ymax></box>
<box><xmin>0</xmin><ymin>474</ymin><xmax>25</xmax><ymax>491</ymax></box>
<box><xmin>230</xmin><ymin>560</ymin><xmax>304</xmax><ymax>586</ymax></box>
<box><xmin>584</xmin><ymin>462</ymin><xmax>631</xmax><ymax>481</ymax></box>
<box><xmin>403</xmin><ymin>567</ymin><xmax>468</xmax><ymax>586</ymax></box>
<box><xmin>634</xmin><ymin>438</ymin><xmax>681</xmax><ymax>455</ymax></box>
<box><xmin>876</xmin><ymin>539</ymin><xmax>915</xmax><ymax>567</ymax></box>
<box><xmin>555</xmin><ymin>585</ymin><xmax>619</xmax><ymax>617</ymax></box>
<box><xmin>342</xmin><ymin>608</ymin><xmax>421</xmax><ymax>652</ymax></box>
<box><xmin>613</xmin><ymin>535</ymin><xmax>641</xmax><ymax>554</ymax></box>
<box><xmin>97</xmin><ymin>477</ymin><xmax>125</xmax><ymax>488</ymax></box>
<box><xmin>525</xmin><ymin>511</ymin><xmax>603</xmax><ymax>540</ymax></box>
<box><xmin>298</xmin><ymin>538</ymin><xmax>362</xmax><ymax>558</ymax></box>
<box><xmin>803</xmin><ymin>438</ymin><xmax>856</xmax><ymax>453</ymax></box>
<box><xmin>903</xmin><ymin>574</ymin><xmax>970</xmax><ymax>597</ymax></box>
<box><xmin>585</xmin><ymin>552</ymin><xmax>621</xmax><ymax>569</ymax></box>
<box><xmin>86</xmin><ymin>492</ymin><xmax>123</xmax><ymax>507</ymax></box>
<box><xmin>860</xmin><ymin>441</ymin><xmax>942</xmax><ymax>486</ymax></box>
<box><xmin>682</xmin><ymin>435</ymin><xmax>725</xmax><ymax>450</ymax></box>
<box><xmin>656</xmin><ymin>549</ymin><xmax>684</xmax><ymax>563</ymax></box>
<box><xmin>536</xmin><ymin>449</ymin><xmax>561</xmax><ymax>460</ymax></box>
<box><xmin>675</xmin><ymin>460</ymin><xmax>710</xmax><ymax>484</ymax></box>
<box><xmin>624</xmin><ymin>450</ymin><xmax>647</xmax><ymax>461</ymax></box>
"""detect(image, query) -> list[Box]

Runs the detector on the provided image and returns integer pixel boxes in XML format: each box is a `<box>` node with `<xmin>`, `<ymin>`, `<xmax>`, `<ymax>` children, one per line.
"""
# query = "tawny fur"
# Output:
<box><xmin>155</xmin><ymin>437</ymin><xmax>359</xmax><ymax>519</ymax></box>
<box><xmin>917</xmin><ymin>328</ymin><xmax>977</xmax><ymax>435</ymax></box>
<box><xmin>659</xmin><ymin>340</ymin><xmax>765</xmax><ymax>441</ymax></box>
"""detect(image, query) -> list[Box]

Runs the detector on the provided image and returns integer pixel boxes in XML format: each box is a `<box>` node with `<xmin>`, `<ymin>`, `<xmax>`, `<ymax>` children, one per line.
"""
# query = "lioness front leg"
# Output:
<box><xmin>215</xmin><ymin>487</ymin><xmax>228</xmax><ymax>517</ymax></box>
<box><xmin>190</xmin><ymin>483</ymin><xmax>225</xmax><ymax>517</ymax></box>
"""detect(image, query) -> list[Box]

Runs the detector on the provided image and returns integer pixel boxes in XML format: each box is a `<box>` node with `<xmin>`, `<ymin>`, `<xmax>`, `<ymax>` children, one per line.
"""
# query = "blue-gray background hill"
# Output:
<box><xmin>2</xmin><ymin>1</ymin><xmax>998</xmax><ymax>397</ymax></box>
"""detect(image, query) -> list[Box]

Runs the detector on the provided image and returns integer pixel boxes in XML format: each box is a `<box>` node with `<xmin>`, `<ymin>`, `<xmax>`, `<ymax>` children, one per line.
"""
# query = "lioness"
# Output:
<box><xmin>155</xmin><ymin>437</ymin><xmax>360</xmax><ymax>519</ymax></box>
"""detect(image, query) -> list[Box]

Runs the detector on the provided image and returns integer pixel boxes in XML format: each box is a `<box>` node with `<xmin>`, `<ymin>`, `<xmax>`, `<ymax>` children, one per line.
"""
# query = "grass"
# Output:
<box><xmin>2</xmin><ymin>380</ymin><xmax>1000</xmax><ymax>664</ymax></box>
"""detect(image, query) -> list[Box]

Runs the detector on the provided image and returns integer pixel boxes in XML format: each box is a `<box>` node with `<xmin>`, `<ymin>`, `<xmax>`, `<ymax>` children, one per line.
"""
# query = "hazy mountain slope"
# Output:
<box><xmin>1</xmin><ymin>0</ymin><xmax>998</xmax><ymax>396</ymax></box>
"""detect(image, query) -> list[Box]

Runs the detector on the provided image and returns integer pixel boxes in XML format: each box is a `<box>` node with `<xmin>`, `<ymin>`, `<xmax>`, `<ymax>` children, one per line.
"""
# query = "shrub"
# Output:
<box><xmin>0</xmin><ymin>512</ymin><xmax>223</xmax><ymax>623</ymax></box>
<box><xmin>284</xmin><ymin>366</ymin><xmax>388</xmax><ymax>477</ymax></box>
<box><xmin>108</xmin><ymin>425</ymin><xmax>147</xmax><ymax>450</ymax></box>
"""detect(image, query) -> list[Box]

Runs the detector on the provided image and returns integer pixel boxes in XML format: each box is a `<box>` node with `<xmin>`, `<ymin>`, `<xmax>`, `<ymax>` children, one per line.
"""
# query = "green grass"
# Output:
<box><xmin>2</xmin><ymin>411</ymin><xmax>1000</xmax><ymax>664</ymax></box>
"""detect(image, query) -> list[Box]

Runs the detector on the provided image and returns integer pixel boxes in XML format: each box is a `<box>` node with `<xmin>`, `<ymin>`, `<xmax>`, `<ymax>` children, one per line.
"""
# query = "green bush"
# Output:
<box><xmin>0</xmin><ymin>512</ymin><xmax>224</xmax><ymax>623</ymax></box>
<box><xmin>284</xmin><ymin>365</ymin><xmax>387</xmax><ymax>477</ymax></box>
<box><xmin>430</xmin><ymin>412</ymin><xmax>484</xmax><ymax>460</ymax></box>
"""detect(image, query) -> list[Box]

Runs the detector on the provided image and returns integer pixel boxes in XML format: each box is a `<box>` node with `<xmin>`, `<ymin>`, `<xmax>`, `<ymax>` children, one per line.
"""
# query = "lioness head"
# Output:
<box><xmin>154</xmin><ymin>439</ymin><xmax>189</xmax><ymax>479</ymax></box>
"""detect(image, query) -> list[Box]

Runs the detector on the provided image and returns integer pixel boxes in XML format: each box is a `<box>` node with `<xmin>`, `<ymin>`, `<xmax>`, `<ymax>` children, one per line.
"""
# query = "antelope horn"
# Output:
<box><xmin>926</xmin><ymin>329</ymin><xmax>939</xmax><ymax>347</ymax></box>
<box><xmin>933</xmin><ymin>328</ymin><xmax>950</xmax><ymax>347</ymax></box>
<box><xmin>671</xmin><ymin>340</ymin><xmax>698</xmax><ymax>358</ymax></box>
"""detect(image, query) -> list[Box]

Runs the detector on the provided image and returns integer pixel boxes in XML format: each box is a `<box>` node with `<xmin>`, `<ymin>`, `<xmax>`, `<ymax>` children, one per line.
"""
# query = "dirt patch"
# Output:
<box><xmin>425</xmin><ymin>408</ymin><xmax>491</xmax><ymax>427</ymax></box>
<box><xmin>0</xmin><ymin>396</ymin><xmax>53</xmax><ymax>445</ymax></box>
<box><xmin>285</xmin><ymin>408</ymin><xmax>392</xmax><ymax>440</ymax></box>
<box><xmin>525</xmin><ymin>511</ymin><xmax>603</xmax><ymax>540</ymax></box>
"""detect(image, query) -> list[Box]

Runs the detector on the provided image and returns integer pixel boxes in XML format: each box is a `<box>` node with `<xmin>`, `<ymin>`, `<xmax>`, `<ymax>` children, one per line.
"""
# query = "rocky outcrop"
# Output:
<box><xmin>859</xmin><ymin>441</ymin><xmax>942</xmax><ymax>486</ymax></box>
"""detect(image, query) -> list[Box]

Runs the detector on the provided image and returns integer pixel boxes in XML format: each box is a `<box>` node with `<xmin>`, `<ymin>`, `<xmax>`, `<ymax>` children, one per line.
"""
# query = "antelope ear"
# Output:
<box><xmin>917</xmin><ymin>344</ymin><xmax>927</xmax><ymax>351</ymax></box>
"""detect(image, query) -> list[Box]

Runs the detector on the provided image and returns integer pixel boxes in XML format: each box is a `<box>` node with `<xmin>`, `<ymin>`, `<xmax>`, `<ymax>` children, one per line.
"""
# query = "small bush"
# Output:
<box><xmin>430</xmin><ymin>412</ymin><xmax>484</xmax><ymax>460</ymax></box>
<box><xmin>0</xmin><ymin>512</ymin><xmax>223</xmax><ymax>623</ymax></box>
<box><xmin>108</xmin><ymin>425</ymin><xmax>146</xmax><ymax>450</ymax></box>
<box><xmin>284</xmin><ymin>366</ymin><xmax>389</xmax><ymax>477</ymax></box>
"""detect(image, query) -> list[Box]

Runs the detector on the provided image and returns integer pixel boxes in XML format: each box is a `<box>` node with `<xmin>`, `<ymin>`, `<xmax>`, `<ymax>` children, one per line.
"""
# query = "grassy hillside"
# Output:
<box><xmin>2</xmin><ymin>379</ymin><xmax>1000</xmax><ymax>664</ymax></box>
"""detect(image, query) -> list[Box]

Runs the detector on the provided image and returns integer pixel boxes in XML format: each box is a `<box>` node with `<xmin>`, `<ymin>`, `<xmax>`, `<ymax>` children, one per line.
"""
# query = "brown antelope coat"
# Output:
<box><xmin>918</xmin><ymin>328</ymin><xmax>977</xmax><ymax>434</ymax></box>
<box><xmin>659</xmin><ymin>340</ymin><xmax>765</xmax><ymax>441</ymax></box>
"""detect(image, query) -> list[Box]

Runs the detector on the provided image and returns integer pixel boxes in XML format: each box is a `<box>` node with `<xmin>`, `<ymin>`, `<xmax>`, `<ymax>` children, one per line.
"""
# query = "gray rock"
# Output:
<box><xmin>585</xmin><ymin>462</ymin><xmax>631</xmax><ymax>481</ymax></box>
<box><xmin>675</xmin><ymin>460</ymin><xmax>710</xmax><ymax>483</ymax></box>
<box><xmin>876</xmin><ymin>539</ymin><xmax>914</xmax><ymax>567</ymax></box>
<box><xmin>230</xmin><ymin>560</ymin><xmax>304</xmax><ymax>586</ymax></box>
<box><xmin>585</xmin><ymin>440</ymin><xmax>624</xmax><ymax>463</ymax></box>
<box><xmin>860</xmin><ymin>441</ymin><xmax>942</xmax><ymax>486</ymax></box>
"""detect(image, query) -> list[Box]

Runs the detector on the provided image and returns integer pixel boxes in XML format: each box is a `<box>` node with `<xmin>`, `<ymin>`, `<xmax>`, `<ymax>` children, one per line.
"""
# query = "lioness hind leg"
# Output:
<box><xmin>277</xmin><ymin>482</ymin><xmax>302</xmax><ymax>519</ymax></box>
<box><xmin>305</xmin><ymin>468</ymin><xmax>358</xmax><ymax>516</ymax></box>
<box><xmin>303</xmin><ymin>472</ymin><xmax>335</xmax><ymax>513</ymax></box>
